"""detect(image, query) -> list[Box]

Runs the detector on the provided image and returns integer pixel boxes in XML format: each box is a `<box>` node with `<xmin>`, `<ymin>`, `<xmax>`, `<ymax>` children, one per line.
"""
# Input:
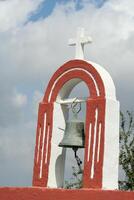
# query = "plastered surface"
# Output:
<box><xmin>0</xmin><ymin>187</ymin><xmax>134</xmax><ymax>200</ymax></box>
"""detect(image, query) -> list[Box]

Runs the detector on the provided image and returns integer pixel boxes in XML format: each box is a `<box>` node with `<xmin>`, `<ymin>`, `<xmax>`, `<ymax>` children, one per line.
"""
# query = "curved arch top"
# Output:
<box><xmin>33</xmin><ymin>58</ymin><xmax>119</xmax><ymax>190</ymax></box>
<box><xmin>43</xmin><ymin>60</ymin><xmax>107</xmax><ymax>103</ymax></box>
<box><xmin>89</xmin><ymin>61</ymin><xmax>116</xmax><ymax>100</ymax></box>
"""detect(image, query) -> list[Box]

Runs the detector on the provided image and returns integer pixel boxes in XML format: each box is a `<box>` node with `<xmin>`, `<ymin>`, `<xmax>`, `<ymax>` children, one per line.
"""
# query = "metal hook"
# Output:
<box><xmin>71</xmin><ymin>98</ymin><xmax>81</xmax><ymax>114</ymax></box>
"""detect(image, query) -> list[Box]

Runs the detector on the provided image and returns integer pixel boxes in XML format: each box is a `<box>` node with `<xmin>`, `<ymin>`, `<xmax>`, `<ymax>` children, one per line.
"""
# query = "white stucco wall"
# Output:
<box><xmin>47</xmin><ymin>60</ymin><xmax>120</xmax><ymax>190</ymax></box>
<box><xmin>88</xmin><ymin>61</ymin><xmax>119</xmax><ymax>190</ymax></box>
<box><xmin>47</xmin><ymin>103</ymin><xmax>66</xmax><ymax>188</ymax></box>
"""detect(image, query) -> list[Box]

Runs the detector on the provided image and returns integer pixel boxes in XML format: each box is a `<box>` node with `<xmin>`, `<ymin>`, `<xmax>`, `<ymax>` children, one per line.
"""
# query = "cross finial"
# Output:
<box><xmin>69</xmin><ymin>27</ymin><xmax>92</xmax><ymax>60</ymax></box>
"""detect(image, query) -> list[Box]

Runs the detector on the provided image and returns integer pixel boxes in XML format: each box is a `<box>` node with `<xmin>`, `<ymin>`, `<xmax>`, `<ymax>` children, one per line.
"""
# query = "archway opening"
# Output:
<box><xmin>57</xmin><ymin>79</ymin><xmax>89</xmax><ymax>188</ymax></box>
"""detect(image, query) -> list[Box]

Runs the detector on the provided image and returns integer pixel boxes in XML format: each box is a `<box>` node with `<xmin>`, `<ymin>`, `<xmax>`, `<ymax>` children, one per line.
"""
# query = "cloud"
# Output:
<box><xmin>12</xmin><ymin>90</ymin><xmax>27</xmax><ymax>107</ymax></box>
<box><xmin>32</xmin><ymin>90</ymin><xmax>43</xmax><ymax>115</ymax></box>
<box><xmin>0</xmin><ymin>0</ymin><xmax>134</xmax><ymax>185</ymax></box>
<box><xmin>0</xmin><ymin>0</ymin><xmax>43</xmax><ymax>32</ymax></box>
<box><xmin>0</xmin><ymin>121</ymin><xmax>35</xmax><ymax>186</ymax></box>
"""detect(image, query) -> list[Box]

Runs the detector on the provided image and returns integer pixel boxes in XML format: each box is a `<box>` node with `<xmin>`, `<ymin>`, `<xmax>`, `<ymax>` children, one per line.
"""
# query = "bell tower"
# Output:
<box><xmin>1</xmin><ymin>28</ymin><xmax>134</xmax><ymax>200</ymax></box>
<box><xmin>32</xmin><ymin>28</ymin><xmax>120</xmax><ymax>189</ymax></box>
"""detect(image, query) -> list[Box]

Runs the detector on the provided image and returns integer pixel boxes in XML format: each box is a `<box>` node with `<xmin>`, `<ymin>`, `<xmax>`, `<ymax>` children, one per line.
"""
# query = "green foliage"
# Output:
<box><xmin>65</xmin><ymin>111</ymin><xmax>134</xmax><ymax>190</ymax></box>
<box><xmin>64</xmin><ymin>166</ymin><xmax>83</xmax><ymax>189</ymax></box>
<box><xmin>119</xmin><ymin>111</ymin><xmax>134</xmax><ymax>190</ymax></box>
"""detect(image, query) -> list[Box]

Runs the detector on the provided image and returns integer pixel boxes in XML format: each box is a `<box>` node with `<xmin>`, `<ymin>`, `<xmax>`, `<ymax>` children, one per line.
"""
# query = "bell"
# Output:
<box><xmin>59</xmin><ymin>120</ymin><xmax>85</xmax><ymax>148</ymax></box>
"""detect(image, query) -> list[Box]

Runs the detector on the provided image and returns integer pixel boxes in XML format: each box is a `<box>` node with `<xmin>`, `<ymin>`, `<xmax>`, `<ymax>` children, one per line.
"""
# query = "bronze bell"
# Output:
<box><xmin>59</xmin><ymin>119</ymin><xmax>85</xmax><ymax>148</ymax></box>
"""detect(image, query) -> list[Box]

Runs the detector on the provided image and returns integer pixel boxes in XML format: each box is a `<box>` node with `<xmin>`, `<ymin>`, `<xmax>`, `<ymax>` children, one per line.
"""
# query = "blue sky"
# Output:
<box><xmin>29</xmin><ymin>0</ymin><xmax>107</xmax><ymax>21</ymax></box>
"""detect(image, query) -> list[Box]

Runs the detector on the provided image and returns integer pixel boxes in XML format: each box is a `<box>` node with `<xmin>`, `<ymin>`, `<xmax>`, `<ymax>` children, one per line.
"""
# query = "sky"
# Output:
<box><xmin>0</xmin><ymin>0</ymin><xmax>134</xmax><ymax>186</ymax></box>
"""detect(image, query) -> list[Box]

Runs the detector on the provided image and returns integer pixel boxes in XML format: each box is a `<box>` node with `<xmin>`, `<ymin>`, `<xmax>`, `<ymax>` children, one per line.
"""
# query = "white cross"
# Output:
<box><xmin>69</xmin><ymin>27</ymin><xmax>92</xmax><ymax>60</ymax></box>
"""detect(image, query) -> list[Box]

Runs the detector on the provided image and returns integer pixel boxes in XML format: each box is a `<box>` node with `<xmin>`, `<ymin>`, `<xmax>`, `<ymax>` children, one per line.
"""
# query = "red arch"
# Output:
<box><xmin>43</xmin><ymin>59</ymin><xmax>105</xmax><ymax>102</ymax></box>
<box><xmin>33</xmin><ymin>59</ymin><xmax>106</xmax><ymax>188</ymax></box>
<box><xmin>50</xmin><ymin>70</ymin><xmax>97</xmax><ymax>102</ymax></box>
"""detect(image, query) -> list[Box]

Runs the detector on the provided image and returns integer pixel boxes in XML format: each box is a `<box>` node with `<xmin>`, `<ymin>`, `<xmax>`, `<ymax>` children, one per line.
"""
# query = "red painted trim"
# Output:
<box><xmin>33</xmin><ymin>59</ymin><xmax>106</xmax><ymax>188</ymax></box>
<box><xmin>50</xmin><ymin>69</ymin><xmax>97</xmax><ymax>102</ymax></box>
<box><xmin>83</xmin><ymin>98</ymin><xmax>105</xmax><ymax>188</ymax></box>
<box><xmin>0</xmin><ymin>188</ymin><xmax>134</xmax><ymax>200</ymax></box>
<box><xmin>43</xmin><ymin>59</ymin><xmax>105</xmax><ymax>102</ymax></box>
<box><xmin>33</xmin><ymin>103</ymin><xmax>54</xmax><ymax>187</ymax></box>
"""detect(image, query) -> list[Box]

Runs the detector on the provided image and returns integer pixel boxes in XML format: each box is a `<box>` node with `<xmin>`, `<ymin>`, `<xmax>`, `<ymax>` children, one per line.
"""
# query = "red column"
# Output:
<box><xmin>83</xmin><ymin>98</ymin><xmax>105</xmax><ymax>188</ymax></box>
<box><xmin>32</xmin><ymin>102</ymin><xmax>54</xmax><ymax>187</ymax></box>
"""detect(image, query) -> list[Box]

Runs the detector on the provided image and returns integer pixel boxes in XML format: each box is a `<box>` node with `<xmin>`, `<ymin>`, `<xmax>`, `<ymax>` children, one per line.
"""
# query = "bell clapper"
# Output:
<box><xmin>72</xmin><ymin>147</ymin><xmax>83</xmax><ymax>174</ymax></box>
